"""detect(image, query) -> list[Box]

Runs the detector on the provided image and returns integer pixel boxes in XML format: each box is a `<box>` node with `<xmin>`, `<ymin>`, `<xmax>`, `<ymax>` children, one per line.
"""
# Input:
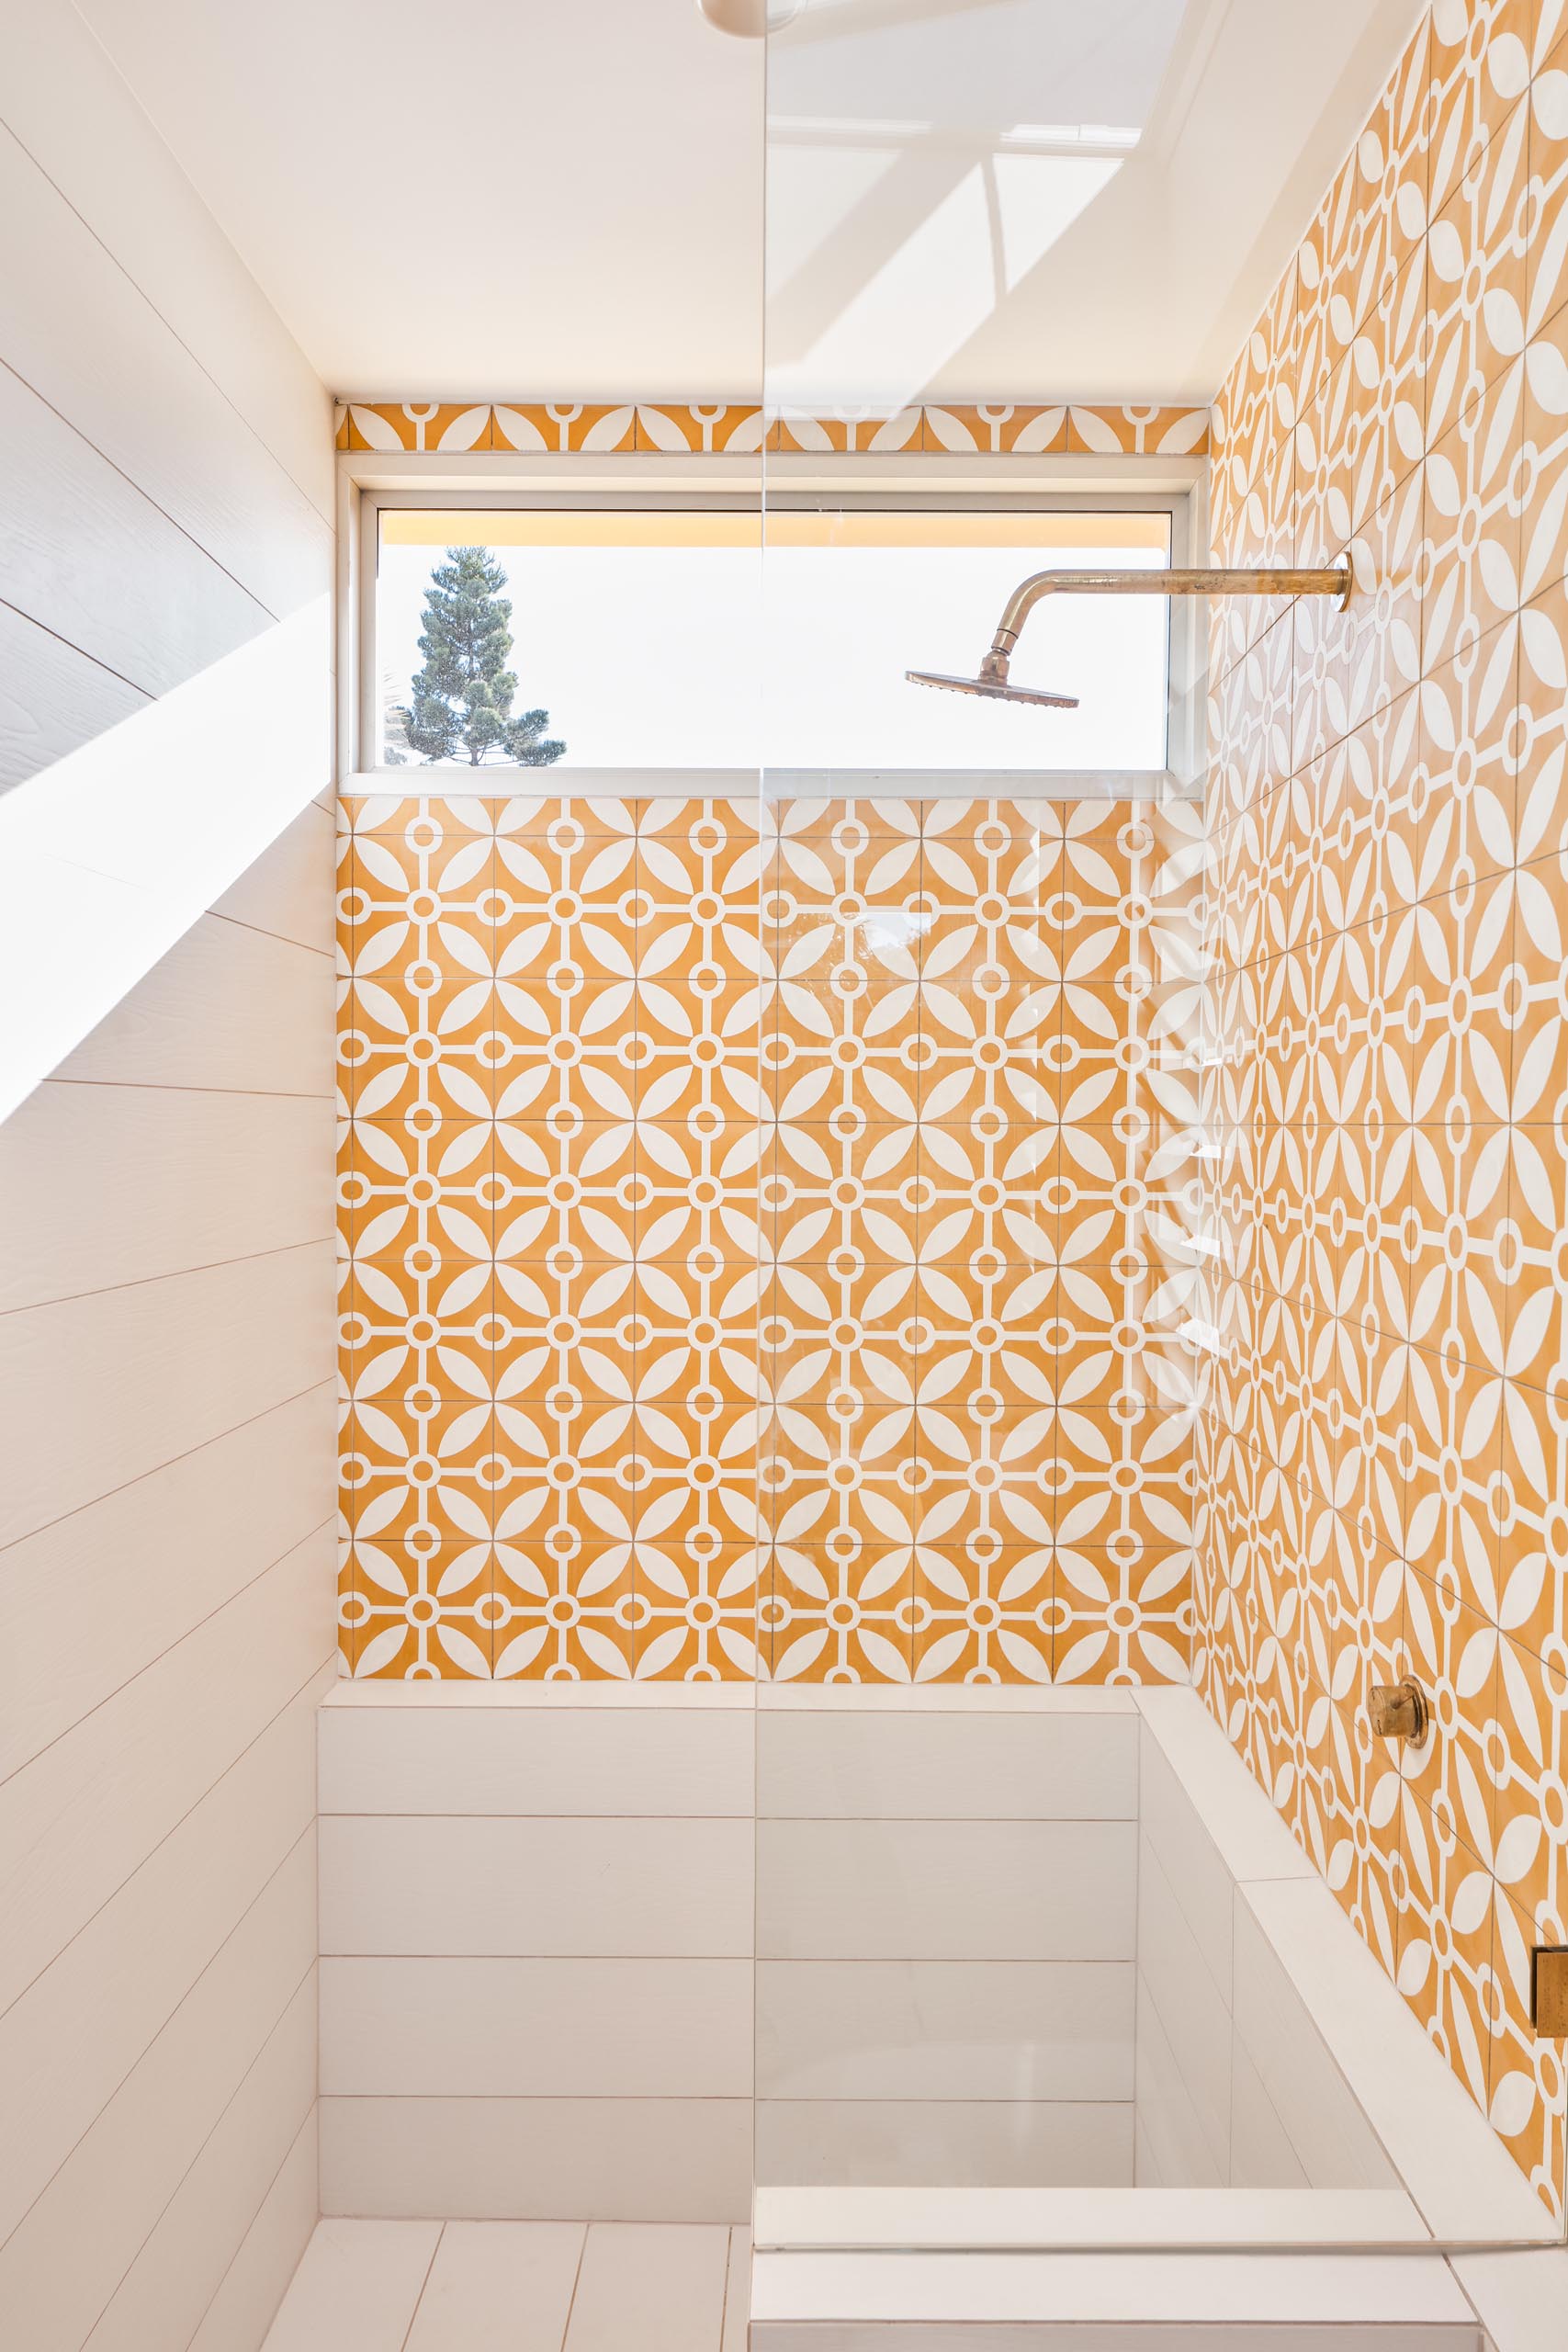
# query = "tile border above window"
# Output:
<box><xmin>334</xmin><ymin>401</ymin><xmax>1213</xmax><ymax>459</ymax></box>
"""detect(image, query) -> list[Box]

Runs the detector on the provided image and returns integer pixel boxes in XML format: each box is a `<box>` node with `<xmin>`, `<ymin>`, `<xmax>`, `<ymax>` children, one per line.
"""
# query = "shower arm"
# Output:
<box><xmin>974</xmin><ymin>565</ymin><xmax>1352</xmax><ymax>689</ymax></box>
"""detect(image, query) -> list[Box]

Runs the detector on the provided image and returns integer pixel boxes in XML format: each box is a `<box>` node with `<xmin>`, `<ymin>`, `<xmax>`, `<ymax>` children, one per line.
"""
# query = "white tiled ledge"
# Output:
<box><xmin>753</xmin><ymin>2185</ymin><xmax>1431</xmax><ymax>2251</ymax></box>
<box><xmin>323</xmin><ymin>1678</ymin><xmax>1141</xmax><ymax>1713</ymax></box>
<box><xmin>748</xmin><ymin>2246</ymin><xmax>1481</xmax><ymax>2335</ymax></box>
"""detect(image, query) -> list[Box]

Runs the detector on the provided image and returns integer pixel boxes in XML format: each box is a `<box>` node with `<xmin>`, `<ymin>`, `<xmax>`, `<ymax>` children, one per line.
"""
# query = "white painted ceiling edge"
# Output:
<box><xmin>70</xmin><ymin>0</ymin><xmax>1425</xmax><ymax>406</ymax></box>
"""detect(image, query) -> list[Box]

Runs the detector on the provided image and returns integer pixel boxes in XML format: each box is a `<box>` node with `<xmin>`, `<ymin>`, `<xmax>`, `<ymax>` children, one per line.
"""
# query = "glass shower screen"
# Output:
<box><xmin>745</xmin><ymin>0</ymin><xmax>1555</xmax><ymax>2276</ymax></box>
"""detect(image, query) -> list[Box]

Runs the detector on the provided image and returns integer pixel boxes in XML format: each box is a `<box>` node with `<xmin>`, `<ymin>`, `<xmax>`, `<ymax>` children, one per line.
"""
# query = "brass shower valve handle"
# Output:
<box><xmin>1368</xmin><ymin>1678</ymin><xmax>1431</xmax><ymax>1747</ymax></box>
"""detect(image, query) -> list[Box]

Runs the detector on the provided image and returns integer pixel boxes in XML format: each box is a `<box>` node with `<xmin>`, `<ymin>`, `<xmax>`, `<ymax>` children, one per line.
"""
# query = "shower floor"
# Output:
<box><xmin>260</xmin><ymin>2219</ymin><xmax>750</xmax><ymax>2350</ymax></box>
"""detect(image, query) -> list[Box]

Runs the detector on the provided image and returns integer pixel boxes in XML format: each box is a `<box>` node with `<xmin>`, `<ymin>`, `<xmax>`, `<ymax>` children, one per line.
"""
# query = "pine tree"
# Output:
<box><xmin>398</xmin><ymin>546</ymin><xmax>566</xmax><ymax>766</ymax></box>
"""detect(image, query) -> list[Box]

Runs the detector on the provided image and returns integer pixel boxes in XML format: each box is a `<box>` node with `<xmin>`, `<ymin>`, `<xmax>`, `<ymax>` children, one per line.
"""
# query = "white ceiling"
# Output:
<box><xmin>73</xmin><ymin>0</ymin><xmax>1424</xmax><ymax>405</ymax></box>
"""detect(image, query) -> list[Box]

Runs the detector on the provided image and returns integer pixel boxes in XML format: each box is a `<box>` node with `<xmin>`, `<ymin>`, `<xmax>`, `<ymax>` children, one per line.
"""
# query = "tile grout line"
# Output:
<box><xmin>559</xmin><ymin>2219</ymin><xmax>591</xmax><ymax>2352</ymax></box>
<box><xmin>0</xmin><ymin>1374</ymin><xmax>333</xmax><ymax>1561</ymax></box>
<box><xmin>0</xmin><ymin>100</ymin><xmax>335</xmax><ymax>532</ymax></box>
<box><xmin>5</xmin><ymin>1231</ymin><xmax>338</xmax><ymax>1319</ymax></box>
<box><xmin>0</xmin><ymin>1534</ymin><xmax>333</xmax><ymax>1794</ymax></box>
<box><xmin>0</xmin><ymin>1664</ymin><xmax>331</xmax><ymax>2028</ymax></box>
<box><xmin>398</xmin><ymin>2218</ymin><xmax>446</xmax><ymax>2351</ymax></box>
<box><xmin>178</xmin><ymin>2104</ymin><xmax>316</xmax><ymax>2352</ymax></box>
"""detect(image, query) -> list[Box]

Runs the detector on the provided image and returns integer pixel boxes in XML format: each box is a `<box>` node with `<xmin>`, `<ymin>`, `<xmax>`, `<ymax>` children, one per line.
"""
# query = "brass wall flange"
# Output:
<box><xmin>1531</xmin><ymin>1946</ymin><xmax>1568</xmax><ymax>2036</ymax></box>
<box><xmin>1369</xmin><ymin>1678</ymin><xmax>1431</xmax><ymax>1746</ymax></box>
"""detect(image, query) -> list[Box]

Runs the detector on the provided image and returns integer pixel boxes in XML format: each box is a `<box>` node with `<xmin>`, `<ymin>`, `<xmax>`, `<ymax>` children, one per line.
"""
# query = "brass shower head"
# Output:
<box><xmin>905</xmin><ymin>667</ymin><xmax>1078</xmax><ymax>707</ymax></box>
<box><xmin>906</xmin><ymin>565</ymin><xmax>1352</xmax><ymax>717</ymax></box>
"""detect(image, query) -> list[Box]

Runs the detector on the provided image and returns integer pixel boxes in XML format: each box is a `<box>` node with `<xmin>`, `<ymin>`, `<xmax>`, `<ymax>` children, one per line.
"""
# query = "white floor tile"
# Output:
<box><xmin>261</xmin><ymin>2219</ymin><xmax>439</xmax><ymax>2350</ymax></box>
<box><xmin>405</xmin><ymin>2222</ymin><xmax>584</xmax><ymax>2351</ymax></box>
<box><xmin>564</xmin><ymin>2223</ymin><xmax>731</xmax><ymax>2352</ymax></box>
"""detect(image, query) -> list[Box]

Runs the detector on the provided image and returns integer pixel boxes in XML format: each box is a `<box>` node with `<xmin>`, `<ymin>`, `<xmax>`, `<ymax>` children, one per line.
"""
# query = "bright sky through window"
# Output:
<box><xmin>376</xmin><ymin>508</ymin><xmax>1172</xmax><ymax>772</ymax></box>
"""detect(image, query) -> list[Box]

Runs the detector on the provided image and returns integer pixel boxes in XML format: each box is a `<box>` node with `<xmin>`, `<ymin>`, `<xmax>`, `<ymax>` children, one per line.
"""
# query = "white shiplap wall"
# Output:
<box><xmin>0</xmin><ymin>6</ymin><xmax>336</xmax><ymax>2346</ymax></box>
<box><xmin>0</xmin><ymin>0</ymin><xmax>335</xmax><ymax>1125</ymax></box>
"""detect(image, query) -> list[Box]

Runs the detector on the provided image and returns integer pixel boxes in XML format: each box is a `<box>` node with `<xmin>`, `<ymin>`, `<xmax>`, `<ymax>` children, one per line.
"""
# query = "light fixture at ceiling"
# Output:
<box><xmin>696</xmin><ymin>0</ymin><xmax>801</xmax><ymax>34</ymax></box>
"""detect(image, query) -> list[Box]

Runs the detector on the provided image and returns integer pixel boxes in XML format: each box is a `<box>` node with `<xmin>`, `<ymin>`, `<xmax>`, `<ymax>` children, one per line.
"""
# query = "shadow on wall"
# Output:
<box><xmin>0</xmin><ymin>603</ymin><xmax>333</xmax><ymax>1126</ymax></box>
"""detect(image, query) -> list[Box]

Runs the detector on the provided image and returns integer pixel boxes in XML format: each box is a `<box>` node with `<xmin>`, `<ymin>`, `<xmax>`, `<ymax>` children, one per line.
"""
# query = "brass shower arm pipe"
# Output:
<box><xmin>976</xmin><ymin>564</ymin><xmax>1352</xmax><ymax>685</ymax></box>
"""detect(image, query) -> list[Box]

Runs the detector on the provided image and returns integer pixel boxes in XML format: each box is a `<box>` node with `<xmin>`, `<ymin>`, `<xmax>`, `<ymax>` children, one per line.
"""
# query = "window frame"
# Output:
<box><xmin>336</xmin><ymin>447</ymin><xmax>1208</xmax><ymax>800</ymax></box>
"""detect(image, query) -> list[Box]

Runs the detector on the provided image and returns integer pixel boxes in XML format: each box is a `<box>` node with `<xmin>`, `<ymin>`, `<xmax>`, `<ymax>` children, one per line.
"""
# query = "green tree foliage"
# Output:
<box><xmin>398</xmin><ymin>545</ymin><xmax>566</xmax><ymax>766</ymax></box>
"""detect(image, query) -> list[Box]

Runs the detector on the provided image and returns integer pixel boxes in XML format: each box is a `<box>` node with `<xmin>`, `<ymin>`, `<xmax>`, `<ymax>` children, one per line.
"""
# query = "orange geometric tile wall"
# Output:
<box><xmin>1202</xmin><ymin>0</ymin><xmax>1568</xmax><ymax>2222</ymax></box>
<box><xmin>337</xmin><ymin>793</ymin><xmax>1203</xmax><ymax>1691</ymax></box>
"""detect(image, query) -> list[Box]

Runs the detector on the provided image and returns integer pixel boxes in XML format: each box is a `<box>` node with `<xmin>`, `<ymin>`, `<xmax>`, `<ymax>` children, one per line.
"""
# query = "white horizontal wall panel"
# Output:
<box><xmin>318</xmin><ymin>1815</ymin><xmax>755</xmax><ymax>1959</ymax></box>
<box><xmin>756</xmin><ymin>1709</ymin><xmax>1138</xmax><ymax>1820</ymax></box>
<box><xmin>756</xmin><ymin>1959</ymin><xmax>1134</xmax><ymax>2102</ymax></box>
<box><xmin>756</xmin><ymin>1820</ymin><xmax>1136</xmax><ymax>1960</ymax></box>
<box><xmin>0</xmin><ymin>1382</ymin><xmax>333</xmax><ymax>1781</ymax></box>
<box><xmin>755</xmin><ymin>2099</ymin><xmax>1134</xmax><ymax>2190</ymax></box>
<box><xmin>186</xmin><ymin>2116</ymin><xmax>317</xmax><ymax>2352</ymax></box>
<box><xmin>0</xmin><ymin>1674</ymin><xmax>320</xmax><ymax>2245</ymax></box>
<box><xmin>318</xmin><ymin>1700</ymin><xmax>754</xmax><ymax>1818</ymax></box>
<box><xmin>319</xmin><ymin>1956</ymin><xmax>752</xmax><ymax>2098</ymax></box>
<box><xmin>0</xmin><ymin>359</ymin><xmax>275</xmax><ymax>701</ymax></box>
<box><xmin>0</xmin><ymin>121</ymin><xmax>331</xmax><ymax>616</ymax></box>
<box><xmin>0</xmin><ymin>0</ymin><xmax>333</xmax><ymax>521</ymax></box>
<box><xmin>0</xmin><ymin>1083</ymin><xmax>332</xmax><ymax>1310</ymax></box>
<box><xmin>320</xmin><ymin>2097</ymin><xmax>751</xmax><ymax>2224</ymax></box>
<box><xmin>54</xmin><ymin>906</ymin><xmax>333</xmax><ymax>1098</ymax></box>
<box><xmin>0</xmin><ymin>1833</ymin><xmax>316</xmax><ymax>2352</ymax></box>
<box><xmin>0</xmin><ymin>605</ymin><xmax>146</xmax><ymax>795</ymax></box>
<box><xmin>0</xmin><ymin>1532</ymin><xmax>333</xmax><ymax>2013</ymax></box>
<box><xmin>0</xmin><ymin>1239</ymin><xmax>334</xmax><ymax>1548</ymax></box>
<box><xmin>210</xmin><ymin>799</ymin><xmax>334</xmax><ymax>952</ymax></box>
<box><xmin>83</xmin><ymin>1973</ymin><xmax>316</xmax><ymax>2352</ymax></box>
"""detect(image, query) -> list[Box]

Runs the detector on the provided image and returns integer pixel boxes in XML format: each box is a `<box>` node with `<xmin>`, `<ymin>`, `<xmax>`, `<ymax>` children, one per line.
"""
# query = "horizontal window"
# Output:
<box><xmin>374</xmin><ymin>504</ymin><xmax>1173</xmax><ymax>774</ymax></box>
